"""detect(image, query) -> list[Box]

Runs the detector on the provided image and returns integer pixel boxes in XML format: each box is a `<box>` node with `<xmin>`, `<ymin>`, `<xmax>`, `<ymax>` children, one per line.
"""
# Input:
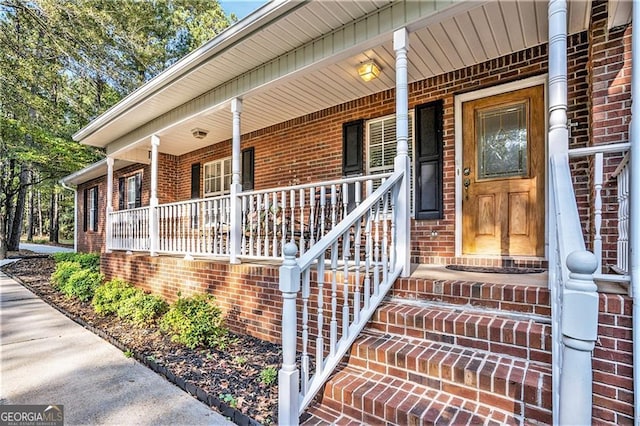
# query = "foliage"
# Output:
<box><xmin>52</xmin><ymin>252</ymin><xmax>100</xmax><ymax>271</ymax></box>
<box><xmin>0</xmin><ymin>0</ymin><xmax>233</xmax><ymax>258</ymax></box>
<box><xmin>159</xmin><ymin>294</ymin><xmax>228</xmax><ymax>350</ymax></box>
<box><xmin>219</xmin><ymin>393</ymin><xmax>238</xmax><ymax>408</ymax></box>
<box><xmin>92</xmin><ymin>278</ymin><xmax>139</xmax><ymax>315</ymax></box>
<box><xmin>116</xmin><ymin>292</ymin><xmax>168</xmax><ymax>326</ymax></box>
<box><xmin>92</xmin><ymin>278</ymin><xmax>168</xmax><ymax>325</ymax></box>
<box><xmin>61</xmin><ymin>269</ymin><xmax>104</xmax><ymax>301</ymax></box>
<box><xmin>259</xmin><ymin>366</ymin><xmax>278</xmax><ymax>387</ymax></box>
<box><xmin>50</xmin><ymin>261</ymin><xmax>82</xmax><ymax>290</ymax></box>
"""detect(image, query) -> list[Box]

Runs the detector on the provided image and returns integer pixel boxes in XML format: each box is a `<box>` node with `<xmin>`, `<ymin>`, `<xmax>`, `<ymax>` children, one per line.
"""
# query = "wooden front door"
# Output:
<box><xmin>462</xmin><ymin>85</ymin><xmax>545</xmax><ymax>257</ymax></box>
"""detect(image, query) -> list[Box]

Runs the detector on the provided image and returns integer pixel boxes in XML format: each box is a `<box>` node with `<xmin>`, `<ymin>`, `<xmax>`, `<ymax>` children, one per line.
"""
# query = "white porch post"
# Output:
<box><xmin>548</xmin><ymin>0</ymin><xmax>569</xmax><ymax>156</ymax></box>
<box><xmin>149</xmin><ymin>135</ymin><xmax>159</xmax><ymax>256</ymax></box>
<box><xmin>394</xmin><ymin>27</ymin><xmax>411</xmax><ymax>277</ymax></box>
<box><xmin>230</xmin><ymin>98</ymin><xmax>243</xmax><ymax>264</ymax></box>
<box><xmin>105</xmin><ymin>156</ymin><xmax>114</xmax><ymax>253</ymax></box>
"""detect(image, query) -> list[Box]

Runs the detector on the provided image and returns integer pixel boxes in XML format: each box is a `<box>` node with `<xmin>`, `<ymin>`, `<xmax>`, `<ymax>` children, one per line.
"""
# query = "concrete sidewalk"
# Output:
<box><xmin>0</xmin><ymin>271</ymin><xmax>233</xmax><ymax>425</ymax></box>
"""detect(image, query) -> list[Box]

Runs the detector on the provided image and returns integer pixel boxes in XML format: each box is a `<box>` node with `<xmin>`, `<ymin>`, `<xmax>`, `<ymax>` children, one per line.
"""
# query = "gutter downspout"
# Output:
<box><xmin>631</xmin><ymin>0</ymin><xmax>640</xmax><ymax>421</ymax></box>
<box><xmin>60</xmin><ymin>181</ymin><xmax>78</xmax><ymax>253</ymax></box>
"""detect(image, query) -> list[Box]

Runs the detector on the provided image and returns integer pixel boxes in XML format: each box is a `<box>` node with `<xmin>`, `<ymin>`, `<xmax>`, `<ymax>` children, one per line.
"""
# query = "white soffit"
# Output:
<box><xmin>83</xmin><ymin>0</ymin><xmax>593</xmax><ymax>158</ymax></box>
<box><xmin>608</xmin><ymin>0</ymin><xmax>632</xmax><ymax>29</ymax></box>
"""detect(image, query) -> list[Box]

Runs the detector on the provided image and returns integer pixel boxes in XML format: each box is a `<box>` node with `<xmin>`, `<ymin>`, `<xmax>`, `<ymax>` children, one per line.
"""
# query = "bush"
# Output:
<box><xmin>52</xmin><ymin>252</ymin><xmax>100</xmax><ymax>271</ymax></box>
<box><xmin>62</xmin><ymin>269</ymin><xmax>103</xmax><ymax>301</ymax></box>
<box><xmin>116</xmin><ymin>292</ymin><xmax>168</xmax><ymax>326</ymax></box>
<box><xmin>51</xmin><ymin>261</ymin><xmax>82</xmax><ymax>290</ymax></box>
<box><xmin>160</xmin><ymin>294</ymin><xmax>228</xmax><ymax>349</ymax></box>
<box><xmin>92</xmin><ymin>278</ymin><xmax>139</xmax><ymax>315</ymax></box>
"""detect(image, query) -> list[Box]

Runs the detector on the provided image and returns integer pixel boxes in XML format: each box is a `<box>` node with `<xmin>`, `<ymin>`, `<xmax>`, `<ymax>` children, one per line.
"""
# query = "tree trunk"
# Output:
<box><xmin>7</xmin><ymin>166</ymin><xmax>29</xmax><ymax>251</ymax></box>
<box><xmin>27</xmin><ymin>179</ymin><xmax>34</xmax><ymax>242</ymax></box>
<box><xmin>49</xmin><ymin>186</ymin><xmax>59</xmax><ymax>243</ymax></box>
<box><xmin>37</xmin><ymin>188</ymin><xmax>43</xmax><ymax>238</ymax></box>
<box><xmin>0</xmin><ymin>214</ymin><xmax>7</xmax><ymax>260</ymax></box>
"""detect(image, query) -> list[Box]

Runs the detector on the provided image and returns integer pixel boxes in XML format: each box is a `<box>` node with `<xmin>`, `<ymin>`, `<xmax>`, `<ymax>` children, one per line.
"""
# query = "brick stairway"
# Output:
<box><xmin>302</xmin><ymin>275</ymin><xmax>553</xmax><ymax>425</ymax></box>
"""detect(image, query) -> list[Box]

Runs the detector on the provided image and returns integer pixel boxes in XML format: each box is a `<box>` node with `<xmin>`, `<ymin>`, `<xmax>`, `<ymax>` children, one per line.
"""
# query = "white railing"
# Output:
<box><xmin>278</xmin><ymin>170</ymin><xmax>404</xmax><ymax>425</ymax></box>
<box><xmin>612</xmin><ymin>151</ymin><xmax>630</xmax><ymax>276</ymax></box>
<box><xmin>568</xmin><ymin>142</ymin><xmax>631</xmax><ymax>282</ymax></box>
<box><xmin>549</xmin><ymin>153</ymin><xmax>599</xmax><ymax>425</ymax></box>
<box><xmin>108</xmin><ymin>206</ymin><xmax>150</xmax><ymax>251</ymax></box>
<box><xmin>156</xmin><ymin>196</ymin><xmax>231</xmax><ymax>257</ymax></box>
<box><xmin>239</xmin><ymin>174</ymin><xmax>391</xmax><ymax>259</ymax></box>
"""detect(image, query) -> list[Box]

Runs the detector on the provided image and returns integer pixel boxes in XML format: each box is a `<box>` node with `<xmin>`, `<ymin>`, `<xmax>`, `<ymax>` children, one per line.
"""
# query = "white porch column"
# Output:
<box><xmin>548</xmin><ymin>0</ymin><xmax>569</xmax><ymax>156</ymax></box>
<box><xmin>230</xmin><ymin>98</ymin><xmax>243</xmax><ymax>263</ymax></box>
<box><xmin>149</xmin><ymin>135</ymin><xmax>160</xmax><ymax>256</ymax></box>
<box><xmin>393</xmin><ymin>27</ymin><xmax>411</xmax><ymax>277</ymax></box>
<box><xmin>105</xmin><ymin>156</ymin><xmax>114</xmax><ymax>253</ymax></box>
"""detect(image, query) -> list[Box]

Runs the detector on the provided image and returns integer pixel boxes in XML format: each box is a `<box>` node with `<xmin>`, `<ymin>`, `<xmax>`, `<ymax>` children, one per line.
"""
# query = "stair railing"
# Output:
<box><xmin>549</xmin><ymin>153</ymin><xmax>599</xmax><ymax>425</ymax></box>
<box><xmin>278</xmin><ymin>170</ymin><xmax>404</xmax><ymax>425</ymax></box>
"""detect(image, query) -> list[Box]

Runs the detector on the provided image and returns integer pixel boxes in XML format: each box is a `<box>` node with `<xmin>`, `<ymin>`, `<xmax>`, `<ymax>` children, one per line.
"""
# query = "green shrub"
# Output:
<box><xmin>52</xmin><ymin>252</ymin><xmax>100</xmax><ymax>271</ymax></box>
<box><xmin>92</xmin><ymin>278</ymin><xmax>139</xmax><ymax>315</ymax></box>
<box><xmin>62</xmin><ymin>269</ymin><xmax>103</xmax><ymax>301</ymax></box>
<box><xmin>259</xmin><ymin>366</ymin><xmax>278</xmax><ymax>386</ymax></box>
<box><xmin>51</xmin><ymin>261</ymin><xmax>82</xmax><ymax>290</ymax></box>
<box><xmin>116</xmin><ymin>292</ymin><xmax>168</xmax><ymax>326</ymax></box>
<box><xmin>160</xmin><ymin>294</ymin><xmax>228</xmax><ymax>349</ymax></box>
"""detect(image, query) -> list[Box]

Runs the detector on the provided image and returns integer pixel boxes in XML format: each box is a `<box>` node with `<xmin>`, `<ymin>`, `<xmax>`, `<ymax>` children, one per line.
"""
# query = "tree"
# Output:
<box><xmin>0</xmin><ymin>0</ymin><xmax>233</xmax><ymax>258</ymax></box>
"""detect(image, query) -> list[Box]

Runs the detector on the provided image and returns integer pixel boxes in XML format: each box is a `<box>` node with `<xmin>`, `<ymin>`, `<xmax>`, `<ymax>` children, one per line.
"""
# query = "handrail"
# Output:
<box><xmin>278</xmin><ymin>169</ymin><xmax>405</xmax><ymax>425</ymax></box>
<box><xmin>549</xmin><ymin>153</ymin><xmax>599</xmax><ymax>425</ymax></box>
<box><xmin>298</xmin><ymin>171</ymin><xmax>402</xmax><ymax>271</ymax></box>
<box><xmin>152</xmin><ymin>193</ymin><xmax>230</xmax><ymax>209</ymax></box>
<box><xmin>567</xmin><ymin>141</ymin><xmax>630</xmax><ymax>157</ymax></box>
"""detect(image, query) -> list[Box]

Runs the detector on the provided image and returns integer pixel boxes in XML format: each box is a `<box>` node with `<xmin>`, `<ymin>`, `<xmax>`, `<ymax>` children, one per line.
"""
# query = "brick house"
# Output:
<box><xmin>62</xmin><ymin>1</ymin><xmax>637</xmax><ymax>424</ymax></box>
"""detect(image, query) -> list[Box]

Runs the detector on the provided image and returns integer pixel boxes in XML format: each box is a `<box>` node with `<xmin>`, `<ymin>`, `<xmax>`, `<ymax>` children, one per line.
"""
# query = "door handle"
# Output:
<box><xmin>464</xmin><ymin>178</ymin><xmax>470</xmax><ymax>200</ymax></box>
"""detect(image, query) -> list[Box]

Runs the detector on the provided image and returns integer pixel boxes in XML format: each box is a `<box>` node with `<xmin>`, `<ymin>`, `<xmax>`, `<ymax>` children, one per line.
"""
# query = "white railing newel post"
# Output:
<box><xmin>279</xmin><ymin>242</ymin><xmax>300</xmax><ymax>426</ymax></box>
<box><xmin>394</xmin><ymin>27</ymin><xmax>411</xmax><ymax>277</ymax></box>
<box><xmin>149</xmin><ymin>135</ymin><xmax>160</xmax><ymax>256</ymax></box>
<box><xmin>559</xmin><ymin>250</ymin><xmax>598</xmax><ymax>426</ymax></box>
<box><xmin>105</xmin><ymin>156</ymin><xmax>114</xmax><ymax>253</ymax></box>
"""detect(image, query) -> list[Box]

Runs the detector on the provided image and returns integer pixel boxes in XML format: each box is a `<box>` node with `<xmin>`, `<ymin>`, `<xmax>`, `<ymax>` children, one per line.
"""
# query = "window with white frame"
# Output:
<box><xmin>88</xmin><ymin>187</ymin><xmax>97</xmax><ymax>231</ymax></box>
<box><xmin>203</xmin><ymin>157</ymin><xmax>232</xmax><ymax>197</ymax></box>
<box><xmin>127</xmin><ymin>176</ymin><xmax>137</xmax><ymax>209</ymax></box>
<box><xmin>366</xmin><ymin>113</ymin><xmax>414</xmax><ymax>212</ymax></box>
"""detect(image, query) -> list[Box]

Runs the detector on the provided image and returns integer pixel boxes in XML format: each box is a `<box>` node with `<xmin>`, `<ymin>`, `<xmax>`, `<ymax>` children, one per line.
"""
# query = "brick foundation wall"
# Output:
<box><xmin>593</xmin><ymin>293</ymin><xmax>633</xmax><ymax>424</ymax></box>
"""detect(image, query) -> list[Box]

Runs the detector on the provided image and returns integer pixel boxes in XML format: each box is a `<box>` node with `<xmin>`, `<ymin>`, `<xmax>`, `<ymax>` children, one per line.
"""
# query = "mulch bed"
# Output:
<box><xmin>1</xmin><ymin>257</ymin><xmax>280</xmax><ymax>425</ymax></box>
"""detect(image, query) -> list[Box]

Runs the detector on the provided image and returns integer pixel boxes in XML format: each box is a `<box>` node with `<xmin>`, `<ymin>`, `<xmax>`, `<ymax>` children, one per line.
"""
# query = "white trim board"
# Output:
<box><xmin>453</xmin><ymin>74</ymin><xmax>549</xmax><ymax>259</ymax></box>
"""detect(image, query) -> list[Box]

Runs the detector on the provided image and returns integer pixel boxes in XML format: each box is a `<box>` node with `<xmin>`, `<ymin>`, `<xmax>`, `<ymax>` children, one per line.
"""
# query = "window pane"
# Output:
<box><xmin>477</xmin><ymin>103</ymin><xmax>528</xmax><ymax>179</ymax></box>
<box><xmin>127</xmin><ymin>177</ymin><xmax>136</xmax><ymax>208</ymax></box>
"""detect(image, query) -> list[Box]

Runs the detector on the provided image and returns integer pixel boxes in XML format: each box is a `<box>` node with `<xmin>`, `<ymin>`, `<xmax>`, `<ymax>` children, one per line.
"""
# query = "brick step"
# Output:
<box><xmin>303</xmin><ymin>362</ymin><xmax>551</xmax><ymax>425</ymax></box>
<box><xmin>390</xmin><ymin>278</ymin><xmax>551</xmax><ymax>316</ymax></box>
<box><xmin>370</xmin><ymin>299</ymin><xmax>552</xmax><ymax>364</ymax></box>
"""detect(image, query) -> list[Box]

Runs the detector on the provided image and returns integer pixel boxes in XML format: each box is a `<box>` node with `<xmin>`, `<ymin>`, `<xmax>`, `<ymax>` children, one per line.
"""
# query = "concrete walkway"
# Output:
<box><xmin>19</xmin><ymin>242</ymin><xmax>75</xmax><ymax>254</ymax></box>
<box><xmin>0</xmin><ymin>271</ymin><xmax>233</xmax><ymax>425</ymax></box>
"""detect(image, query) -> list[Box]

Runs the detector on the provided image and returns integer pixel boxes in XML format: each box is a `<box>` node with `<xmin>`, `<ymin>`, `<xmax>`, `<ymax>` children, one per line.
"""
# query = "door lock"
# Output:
<box><xmin>463</xmin><ymin>167</ymin><xmax>471</xmax><ymax>176</ymax></box>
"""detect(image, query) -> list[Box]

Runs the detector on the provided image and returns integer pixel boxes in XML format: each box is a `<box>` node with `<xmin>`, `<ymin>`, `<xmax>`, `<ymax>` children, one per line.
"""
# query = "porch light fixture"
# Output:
<box><xmin>358</xmin><ymin>60</ymin><xmax>381</xmax><ymax>82</ymax></box>
<box><xmin>191</xmin><ymin>128</ymin><xmax>209</xmax><ymax>139</ymax></box>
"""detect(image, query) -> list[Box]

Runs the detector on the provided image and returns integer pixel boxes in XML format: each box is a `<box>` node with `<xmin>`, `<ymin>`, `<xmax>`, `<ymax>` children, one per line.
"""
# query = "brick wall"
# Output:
<box><xmin>586</xmin><ymin>0</ymin><xmax>632</xmax><ymax>269</ymax></box>
<box><xmin>592</xmin><ymin>293</ymin><xmax>633</xmax><ymax>424</ymax></box>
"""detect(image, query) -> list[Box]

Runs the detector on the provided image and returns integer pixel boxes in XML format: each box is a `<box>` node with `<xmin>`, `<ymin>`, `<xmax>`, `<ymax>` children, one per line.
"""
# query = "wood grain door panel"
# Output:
<box><xmin>462</xmin><ymin>85</ymin><xmax>545</xmax><ymax>257</ymax></box>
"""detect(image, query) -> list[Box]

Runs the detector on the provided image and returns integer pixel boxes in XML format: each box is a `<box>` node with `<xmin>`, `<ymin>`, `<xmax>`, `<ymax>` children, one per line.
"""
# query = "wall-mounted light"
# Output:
<box><xmin>191</xmin><ymin>128</ymin><xmax>209</xmax><ymax>139</ymax></box>
<box><xmin>358</xmin><ymin>60</ymin><xmax>381</xmax><ymax>82</ymax></box>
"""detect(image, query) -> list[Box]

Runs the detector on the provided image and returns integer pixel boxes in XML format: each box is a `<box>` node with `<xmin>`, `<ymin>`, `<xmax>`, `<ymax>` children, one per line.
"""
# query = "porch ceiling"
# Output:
<box><xmin>81</xmin><ymin>1</ymin><xmax>593</xmax><ymax>160</ymax></box>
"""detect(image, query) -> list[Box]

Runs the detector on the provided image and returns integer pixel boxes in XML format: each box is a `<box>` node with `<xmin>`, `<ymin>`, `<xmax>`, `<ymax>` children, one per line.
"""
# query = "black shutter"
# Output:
<box><xmin>83</xmin><ymin>188</ymin><xmax>88</xmax><ymax>232</ymax></box>
<box><xmin>415</xmin><ymin>100</ymin><xmax>444</xmax><ymax>220</ymax></box>
<box><xmin>342</xmin><ymin>120</ymin><xmax>363</xmax><ymax>176</ymax></box>
<box><xmin>191</xmin><ymin>163</ymin><xmax>201</xmax><ymax>199</ymax></box>
<box><xmin>135</xmin><ymin>173</ymin><xmax>142</xmax><ymax>208</ymax></box>
<box><xmin>242</xmin><ymin>147</ymin><xmax>255</xmax><ymax>191</ymax></box>
<box><xmin>92</xmin><ymin>187</ymin><xmax>99</xmax><ymax>231</ymax></box>
<box><xmin>118</xmin><ymin>177</ymin><xmax>125</xmax><ymax>210</ymax></box>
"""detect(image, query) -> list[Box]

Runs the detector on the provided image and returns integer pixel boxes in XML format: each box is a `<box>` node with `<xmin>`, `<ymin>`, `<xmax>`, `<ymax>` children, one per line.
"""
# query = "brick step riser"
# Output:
<box><xmin>347</xmin><ymin>336</ymin><xmax>552</xmax><ymax>410</ymax></box>
<box><xmin>370</xmin><ymin>306</ymin><xmax>552</xmax><ymax>364</ymax></box>
<box><xmin>391</xmin><ymin>279</ymin><xmax>551</xmax><ymax>316</ymax></box>
<box><xmin>320</xmin><ymin>366</ymin><xmax>553</xmax><ymax>425</ymax></box>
